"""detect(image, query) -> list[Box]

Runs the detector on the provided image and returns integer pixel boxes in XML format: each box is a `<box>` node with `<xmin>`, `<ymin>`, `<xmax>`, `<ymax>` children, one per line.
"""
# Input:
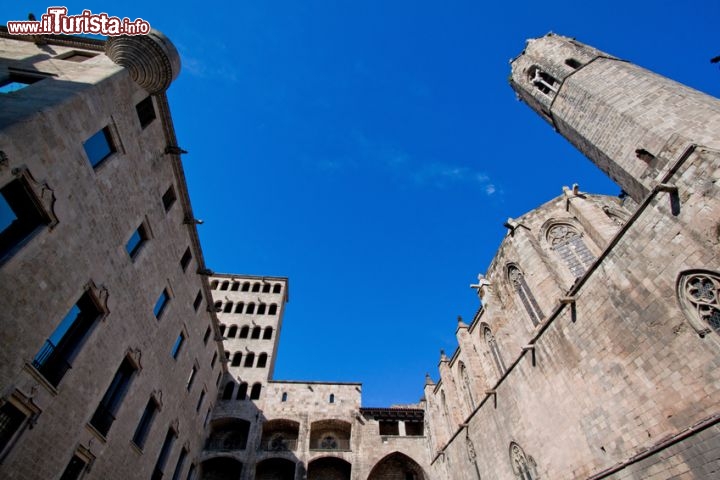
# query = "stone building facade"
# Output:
<box><xmin>422</xmin><ymin>33</ymin><xmax>720</xmax><ymax>480</ymax></box>
<box><xmin>1</xmin><ymin>27</ymin><xmax>719</xmax><ymax>480</ymax></box>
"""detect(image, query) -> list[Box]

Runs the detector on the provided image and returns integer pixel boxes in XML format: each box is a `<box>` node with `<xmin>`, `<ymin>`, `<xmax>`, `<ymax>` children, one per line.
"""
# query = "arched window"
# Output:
<box><xmin>509</xmin><ymin>442</ymin><xmax>538</xmax><ymax>480</ymax></box>
<box><xmin>273</xmin><ymin>284</ymin><xmax>282</xmax><ymax>294</ymax></box>
<box><xmin>241</xmin><ymin>282</ymin><xmax>250</xmax><ymax>292</ymax></box>
<box><xmin>508</xmin><ymin>264</ymin><xmax>544</xmax><ymax>326</ymax></box>
<box><xmin>239</xmin><ymin>326</ymin><xmax>249</xmax><ymax>338</ymax></box>
<box><xmin>459</xmin><ymin>362</ymin><xmax>474</xmax><ymax>409</ymax></box>
<box><xmin>234</xmin><ymin>302</ymin><xmax>244</xmax><ymax>314</ymax></box>
<box><xmin>251</xmin><ymin>327</ymin><xmax>261</xmax><ymax>339</ymax></box>
<box><xmin>262</xmin><ymin>283</ymin><xmax>271</xmax><ymax>293</ymax></box>
<box><xmin>257</xmin><ymin>353</ymin><xmax>268</xmax><ymax>368</ymax></box>
<box><xmin>257</xmin><ymin>303</ymin><xmax>267</xmax><ymax>315</ymax></box>
<box><xmin>231</xmin><ymin>282</ymin><xmax>240</xmax><ymax>291</ymax></box>
<box><xmin>223</xmin><ymin>301</ymin><xmax>233</xmax><ymax>313</ymax></box>
<box><xmin>218</xmin><ymin>324</ymin><xmax>226</xmax><ymax>336</ymax></box>
<box><xmin>210</xmin><ymin>280</ymin><xmax>218</xmax><ymax>290</ymax></box>
<box><xmin>221</xmin><ymin>382</ymin><xmax>234</xmax><ymax>400</ymax></box>
<box><xmin>252</xmin><ymin>282</ymin><xmax>261</xmax><ymax>292</ymax></box>
<box><xmin>484</xmin><ymin>326</ymin><xmax>506</xmax><ymax>376</ymax></box>
<box><xmin>678</xmin><ymin>270</ymin><xmax>720</xmax><ymax>337</ymax></box>
<box><xmin>231</xmin><ymin>352</ymin><xmax>242</xmax><ymax>367</ymax></box>
<box><xmin>246</xmin><ymin>303</ymin><xmax>256</xmax><ymax>314</ymax></box>
<box><xmin>527</xmin><ymin>65</ymin><xmax>558</xmax><ymax>96</ymax></box>
<box><xmin>237</xmin><ymin>382</ymin><xmax>248</xmax><ymax>400</ymax></box>
<box><xmin>546</xmin><ymin>223</ymin><xmax>595</xmax><ymax>278</ymax></box>
<box><xmin>268</xmin><ymin>304</ymin><xmax>278</xmax><ymax>315</ymax></box>
<box><xmin>220</xmin><ymin>281</ymin><xmax>229</xmax><ymax>291</ymax></box>
<box><xmin>329</xmin><ymin>393</ymin><xmax>335</xmax><ymax>403</ymax></box>
<box><xmin>263</xmin><ymin>327</ymin><xmax>273</xmax><ymax>340</ymax></box>
<box><xmin>214</xmin><ymin>301</ymin><xmax>222</xmax><ymax>313</ymax></box>
<box><xmin>250</xmin><ymin>383</ymin><xmax>262</xmax><ymax>400</ymax></box>
<box><xmin>244</xmin><ymin>353</ymin><xmax>255</xmax><ymax>367</ymax></box>
<box><xmin>227</xmin><ymin>325</ymin><xmax>238</xmax><ymax>338</ymax></box>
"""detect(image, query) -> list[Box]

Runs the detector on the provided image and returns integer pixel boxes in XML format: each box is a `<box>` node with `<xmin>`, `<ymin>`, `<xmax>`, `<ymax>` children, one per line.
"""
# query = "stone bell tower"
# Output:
<box><xmin>510</xmin><ymin>33</ymin><xmax>720</xmax><ymax>202</ymax></box>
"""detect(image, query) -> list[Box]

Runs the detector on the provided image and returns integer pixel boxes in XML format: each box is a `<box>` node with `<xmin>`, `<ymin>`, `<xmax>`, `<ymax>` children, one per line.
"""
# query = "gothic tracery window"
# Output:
<box><xmin>546</xmin><ymin>223</ymin><xmax>595</xmax><ymax>278</ymax></box>
<box><xmin>508</xmin><ymin>265</ymin><xmax>543</xmax><ymax>326</ymax></box>
<box><xmin>509</xmin><ymin>442</ymin><xmax>537</xmax><ymax>480</ymax></box>
<box><xmin>678</xmin><ymin>271</ymin><xmax>720</xmax><ymax>337</ymax></box>
<box><xmin>459</xmin><ymin>362</ymin><xmax>475</xmax><ymax>409</ymax></box>
<box><xmin>484</xmin><ymin>326</ymin><xmax>506</xmax><ymax>376</ymax></box>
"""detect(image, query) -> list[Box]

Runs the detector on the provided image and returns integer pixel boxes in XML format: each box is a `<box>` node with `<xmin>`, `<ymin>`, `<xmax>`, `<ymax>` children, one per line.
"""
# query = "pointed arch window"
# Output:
<box><xmin>484</xmin><ymin>326</ymin><xmax>506</xmax><ymax>376</ymax></box>
<box><xmin>678</xmin><ymin>270</ymin><xmax>720</xmax><ymax>337</ymax></box>
<box><xmin>546</xmin><ymin>223</ymin><xmax>595</xmax><ymax>278</ymax></box>
<box><xmin>458</xmin><ymin>362</ymin><xmax>474</xmax><ymax>409</ymax></box>
<box><xmin>508</xmin><ymin>265</ymin><xmax>543</xmax><ymax>326</ymax></box>
<box><xmin>509</xmin><ymin>443</ymin><xmax>538</xmax><ymax>480</ymax></box>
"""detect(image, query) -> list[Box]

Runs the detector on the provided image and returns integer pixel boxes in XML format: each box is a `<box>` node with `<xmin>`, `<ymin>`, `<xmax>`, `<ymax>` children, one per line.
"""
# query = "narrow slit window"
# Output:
<box><xmin>180</xmin><ymin>247</ymin><xmax>192</xmax><ymax>272</ymax></box>
<box><xmin>0</xmin><ymin>401</ymin><xmax>28</xmax><ymax>459</ymax></box>
<box><xmin>203</xmin><ymin>326</ymin><xmax>211</xmax><ymax>344</ymax></box>
<box><xmin>193</xmin><ymin>291</ymin><xmax>203</xmax><ymax>312</ymax></box>
<box><xmin>125</xmin><ymin>223</ymin><xmax>148</xmax><ymax>259</ymax></box>
<box><xmin>83</xmin><ymin>127</ymin><xmax>115</xmax><ymax>168</ymax></box>
<box><xmin>132</xmin><ymin>397</ymin><xmax>159</xmax><ymax>449</ymax></box>
<box><xmin>186</xmin><ymin>365</ymin><xmax>197</xmax><ymax>390</ymax></box>
<box><xmin>151</xmin><ymin>428</ymin><xmax>177</xmax><ymax>480</ymax></box>
<box><xmin>171</xmin><ymin>332</ymin><xmax>185</xmax><ymax>359</ymax></box>
<box><xmin>136</xmin><ymin>96</ymin><xmax>156</xmax><ymax>128</ymax></box>
<box><xmin>162</xmin><ymin>186</ymin><xmax>177</xmax><ymax>212</ymax></box>
<box><xmin>89</xmin><ymin>357</ymin><xmax>137</xmax><ymax>436</ymax></box>
<box><xmin>196</xmin><ymin>390</ymin><xmax>206</xmax><ymax>412</ymax></box>
<box><xmin>154</xmin><ymin>289</ymin><xmax>170</xmax><ymax>319</ymax></box>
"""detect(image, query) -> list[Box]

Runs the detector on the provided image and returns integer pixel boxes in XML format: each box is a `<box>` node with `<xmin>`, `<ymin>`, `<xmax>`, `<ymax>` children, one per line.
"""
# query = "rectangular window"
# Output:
<box><xmin>131</xmin><ymin>397</ymin><xmax>159</xmax><ymax>449</ymax></box>
<box><xmin>0</xmin><ymin>72</ymin><xmax>44</xmax><ymax>94</ymax></box>
<box><xmin>58</xmin><ymin>51</ymin><xmax>97</xmax><ymax>63</ymax></box>
<box><xmin>32</xmin><ymin>291</ymin><xmax>102</xmax><ymax>387</ymax></box>
<box><xmin>163</xmin><ymin>186</ymin><xmax>177</xmax><ymax>212</ymax></box>
<box><xmin>83</xmin><ymin>127</ymin><xmax>115</xmax><ymax>168</ymax></box>
<box><xmin>125</xmin><ymin>223</ymin><xmax>148</xmax><ymax>259</ymax></box>
<box><xmin>186</xmin><ymin>464</ymin><xmax>196</xmax><ymax>480</ymax></box>
<box><xmin>0</xmin><ymin>401</ymin><xmax>27</xmax><ymax>459</ymax></box>
<box><xmin>186</xmin><ymin>365</ymin><xmax>197</xmax><ymax>390</ymax></box>
<box><xmin>171</xmin><ymin>447</ymin><xmax>188</xmax><ymax>480</ymax></box>
<box><xmin>154</xmin><ymin>289</ymin><xmax>170</xmax><ymax>319</ymax></box>
<box><xmin>196</xmin><ymin>390</ymin><xmax>205</xmax><ymax>412</ymax></box>
<box><xmin>180</xmin><ymin>247</ymin><xmax>192</xmax><ymax>272</ymax></box>
<box><xmin>171</xmin><ymin>332</ymin><xmax>185</xmax><ymax>359</ymax></box>
<box><xmin>210</xmin><ymin>352</ymin><xmax>217</xmax><ymax>369</ymax></box>
<box><xmin>151</xmin><ymin>428</ymin><xmax>177</xmax><ymax>480</ymax></box>
<box><xmin>194</xmin><ymin>291</ymin><xmax>204</xmax><ymax>312</ymax></box>
<box><xmin>0</xmin><ymin>177</ymin><xmax>50</xmax><ymax>263</ymax></box>
<box><xmin>89</xmin><ymin>357</ymin><xmax>137</xmax><ymax>437</ymax></box>
<box><xmin>379</xmin><ymin>420</ymin><xmax>400</xmax><ymax>436</ymax></box>
<box><xmin>136</xmin><ymin>96</ymin><xmax>157</xmax><ymax>128</ymax></box>
<box><xmin>59</xmin><ymin>454</ymin><xmax>88</xmax><ymax>480</ymax></box>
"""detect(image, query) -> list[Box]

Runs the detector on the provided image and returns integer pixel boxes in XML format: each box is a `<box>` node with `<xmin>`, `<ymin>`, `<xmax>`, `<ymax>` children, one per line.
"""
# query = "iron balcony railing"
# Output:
<box><xmin>258</xmin><ymin>438</ymin><xmax>298</xmax><ymax>452</ymax></box>
<box><xmin>32</xmin><ymin>339</ymin><xmax>72</xmax><ymax>387</ymax></box>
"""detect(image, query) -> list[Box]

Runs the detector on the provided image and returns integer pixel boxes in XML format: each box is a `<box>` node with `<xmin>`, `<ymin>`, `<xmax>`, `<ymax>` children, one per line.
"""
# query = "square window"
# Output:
<box><xmin>32</xmin><ymin>291</ymin><xmax>102</xmax><ymax>387</ymax></box>
<box><xmin>180</xmin><ymin>247</ymin><xmax>192</xmax><ymax>272</ymax></box>
<box><xmin>0</xmin><ymin>178</ymin><xmax>50</xmax><ymax>263</ymax></box>
<box><xmin>194</xmin><ymin>291</ymin><xmax>204</xmax><ymax>312</ymax></box>
<box><xmin>83</xmin><ymin>127</ymin><xmax>115</xmax><ymax>168</ymax></box>
<box><xmin>125</xmin><ymin>223</ymin><xmax>148</xmax><ymax>259</ymax></box>
<box><xmin>162</xmin><ymin>186</ymin><xmax>177</xmax><ymax>212</ymax></box>
<box><xmin>0</xmin><ymin>73</ymin><xmax>44</xmax><ymax>94</ymax></box>
<box><xmin>154</xmin><ymin>289</ymin><xmax>170</xmax><ymax>319</ymax></box>
<box><xmin>60</xmin><ymin>51</ymin><xmax>97</xmax><ymax>63</ymax></box>
<box><xmin>136</xmin><ymin>96</ymin><xmax>157</xmax><ymax>128</ymax></box>
<box><xmin>171</xmin><ymin>332</ymin><xmax>185</xmax><ymax>359</ymax></box>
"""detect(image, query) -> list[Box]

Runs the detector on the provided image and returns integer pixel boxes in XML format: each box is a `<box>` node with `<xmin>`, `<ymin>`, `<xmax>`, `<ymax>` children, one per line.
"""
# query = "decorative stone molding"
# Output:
<box><xmin>105</xmin><ymin>30</ymin><xmax>180</xmax><ymax>94</ymax></box>
<box><xmin>84</xmin><ymin>280</ymin><xmax>110</xmax><ymax>316</ymax></box>
<box><xmin>12</xmin><ymin>166</ymin><xmax>59</xmax><ymax>229</ymax></box>
<box><xmin>677</xmin><ymin>270</ymin><xmax>720</xmax><ymax>337</ymax></box>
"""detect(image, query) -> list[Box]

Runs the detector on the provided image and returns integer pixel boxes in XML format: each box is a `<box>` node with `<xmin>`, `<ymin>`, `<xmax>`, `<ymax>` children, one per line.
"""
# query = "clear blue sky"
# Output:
<box><xmin>6</xmin><ymin>1</ymin><xmax>719</xmax><ymax>407</ymax></box>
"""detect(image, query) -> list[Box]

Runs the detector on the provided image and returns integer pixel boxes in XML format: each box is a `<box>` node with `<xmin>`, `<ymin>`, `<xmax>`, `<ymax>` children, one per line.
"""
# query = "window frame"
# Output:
<box><xmin>83</xmin><ymin>126</ymin><xmax>117</xmax><ymax>169</ymax></box>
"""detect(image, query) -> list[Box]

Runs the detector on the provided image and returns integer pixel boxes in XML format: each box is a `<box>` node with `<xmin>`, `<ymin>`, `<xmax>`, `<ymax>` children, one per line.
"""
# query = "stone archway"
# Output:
<box><xmin>255</xmin><ymin>457</ymin><xmax>296</xmax><ymax>480</ymax></box>
<box><xmin>367</xmin><ymin>452</ymin><xmax>425</xmax><ymax>480</ymax></box>
<box><xmin>199</xmin><ymin>456</ymin><xmax>243</xmax><ymax>480</ymax></box>
<box><xmin>307</xmin><ymin>456</ymin><xmax>351</xmax><ymax>480</ymax></box>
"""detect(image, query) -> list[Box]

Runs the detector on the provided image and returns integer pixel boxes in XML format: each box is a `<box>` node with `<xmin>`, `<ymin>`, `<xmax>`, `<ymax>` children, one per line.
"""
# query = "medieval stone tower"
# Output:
<box><xmin>421</xmin><ymin>33</ymin><xmax>720</xmax><ymax>480</ymax></box>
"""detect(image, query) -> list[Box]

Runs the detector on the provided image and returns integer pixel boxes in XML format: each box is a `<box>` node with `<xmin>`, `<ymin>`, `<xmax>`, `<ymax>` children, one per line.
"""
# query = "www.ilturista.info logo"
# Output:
<box><xmin>7</xmin><ymin>7</ymin><xmax>151</xmax><ymax>36</ymax></box>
